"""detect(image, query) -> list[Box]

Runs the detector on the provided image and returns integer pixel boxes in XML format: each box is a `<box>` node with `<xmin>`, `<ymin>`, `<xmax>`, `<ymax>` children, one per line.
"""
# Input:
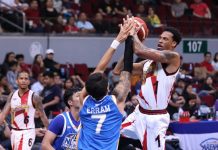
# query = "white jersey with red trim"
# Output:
<box><xmin>11</xmin><ymin>90</ymin><xmax>36</xmax><ymax>129</ymax></box>
<box><xmin>138</xmin><ymin>60</ymin><xmax>179</xmax><ymax>110</ymax></box>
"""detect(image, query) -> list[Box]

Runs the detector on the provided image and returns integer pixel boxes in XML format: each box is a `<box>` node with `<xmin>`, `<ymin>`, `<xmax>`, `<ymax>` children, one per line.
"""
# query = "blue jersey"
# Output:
<box><xmin>52</xmin><ymin>112</ymin><xmax>80</xmax><ymax>150</ymax></box>
<box><xmin>78</xmin><ymin>95</ymin><xmax>123</xmax><ymax>150</ymax></box>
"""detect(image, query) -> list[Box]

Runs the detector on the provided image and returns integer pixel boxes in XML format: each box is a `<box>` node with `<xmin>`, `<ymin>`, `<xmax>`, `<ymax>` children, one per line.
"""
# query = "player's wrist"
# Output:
<box><xmin>110</xmin><ymin>39</ymin><xmax>120</xmax><ymax>50</ymax></box>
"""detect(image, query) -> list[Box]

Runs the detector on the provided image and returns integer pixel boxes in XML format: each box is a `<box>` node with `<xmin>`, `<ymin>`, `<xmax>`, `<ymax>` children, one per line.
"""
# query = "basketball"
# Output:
<box><xmin>134</xmin><ymin>17</ymin><xmax>149</xmax><ymax>41</ymax></box>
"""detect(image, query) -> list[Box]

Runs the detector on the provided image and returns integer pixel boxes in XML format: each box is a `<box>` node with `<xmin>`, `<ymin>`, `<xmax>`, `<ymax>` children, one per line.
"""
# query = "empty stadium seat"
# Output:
<box><xmin>74</xmin><ymin>63</ymin><xmax>89</xmax><ymax>81</ymax></box>
<box><xmin>201</xmin><ymin>95</ymin><xmax>215</xmax><ymax>107</ymax></box>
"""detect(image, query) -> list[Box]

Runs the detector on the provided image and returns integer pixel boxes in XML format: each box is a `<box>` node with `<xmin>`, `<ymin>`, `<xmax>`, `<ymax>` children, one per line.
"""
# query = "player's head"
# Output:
<box><xmin>16</xmin><ymin>71</ymin><xmax>30</xmax><ymax>90</ymax></box>
<box><xmin>43</xmin><ymin>71</ymin><xmax>54</xmax><ymax>86</ymax></box>
<box><xmin>85</xmin><ymin>72</ymin><xmax>108</xmax><ymax>100</ymax></box>
<box><xmin>64</xmin><ymin>88</ymin><xmax>81</xmax><ymax>109</ymax></box>
<box><xmin>158</xmin><ymin>27</ymin><xmax>181</xmax><ymax>50</ymax></box>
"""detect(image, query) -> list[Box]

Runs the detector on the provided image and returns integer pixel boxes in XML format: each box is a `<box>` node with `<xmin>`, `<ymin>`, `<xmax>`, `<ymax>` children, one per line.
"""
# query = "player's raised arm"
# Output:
<box><xmin>33</xmin><ymin>94</ymin><xmax>49</xmax><ymax>128</ymax></box>
<box><xmin>112</xmin><ymin>35</ymin><xmax>134</xmax><ymax>110</ymax></box>
<box><xmin>0</xmin><ymin>92</ymin><xmax>13</xmax><ymax>125</ymax></box>
<box><xmin>79</xmin><ymin>16</ymin><xmax>134</xmax><ymax>104</ymax></box>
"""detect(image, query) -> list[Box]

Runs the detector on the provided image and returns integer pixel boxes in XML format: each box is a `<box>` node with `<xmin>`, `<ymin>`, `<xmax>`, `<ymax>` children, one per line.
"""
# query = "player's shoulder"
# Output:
<box><xmin>50</xmin><ymin>113</ymin><xmax>65</xmax><ymax>125</ymax></box>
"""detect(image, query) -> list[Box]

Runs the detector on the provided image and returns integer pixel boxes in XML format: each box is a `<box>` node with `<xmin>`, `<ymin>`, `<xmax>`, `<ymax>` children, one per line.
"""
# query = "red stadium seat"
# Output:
<box><xmin>74</xmin><ymin>63</ymin><xmax>90</xmax><ymax>81</ymax></box>
<box><xmin>201</xmin><ymin>95</ymin><xmax>215</xmax><ymax>107</ymax></box>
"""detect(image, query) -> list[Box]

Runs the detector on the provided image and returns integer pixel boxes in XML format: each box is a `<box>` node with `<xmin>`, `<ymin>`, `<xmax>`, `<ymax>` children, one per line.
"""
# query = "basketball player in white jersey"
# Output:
<box><xmin>0</xmin><ymin>71</ymin><xmax>49</xmax><ymax>150</ymax></box>
<box><xmin>118</xmin><ymin>19</ymin><xmax>182</xmax><ymax>150</ymax></box>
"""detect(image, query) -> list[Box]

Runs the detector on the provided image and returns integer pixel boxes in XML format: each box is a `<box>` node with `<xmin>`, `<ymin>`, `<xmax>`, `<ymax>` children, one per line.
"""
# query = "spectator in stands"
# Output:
<box><xmin>147</xmin><ymin>7</ymin><xmax>163</xmax><ymax>28</ymax></box>
<box><xmin>71</xmin><ymin>75</ymin><xmax>85</xmax><ymax>89</ymax></box>
<box><xmin>76</xmin><ymin>12</ymin><xmax>95</xmax><ymax>33</ymax></box>
<box><xmin>97</xmin><ymin>0</ymin><xmax>113</xmax><ymax>17</ymax></box>
<box><xmin>171</xmin><ymin>0</ymin><xmax>188</xmax><ymax>18</ymax></box>
<box><xmin>62</xmin><ymin>0</ymin><xmax>80</xmax><ymax>19</ymax></box>
<box><xmin>32</xmin><ymin>54</ymin><xmax>45</xmax><ymax>80</ymax></box>
<box><xmin>182</xmin><ymin>84</ymin><xmax>201</xmax><ymax>118</ymax></box>
<box><xmin>190</xmin><ymin>0</ymin><xmax>211</xmax><ymax>19</ymax></box>
<box><xmin>42</xmin><ymin>0</ymin><xmax>59</xmax><ymax>33</ymax></box>
<box><xmin>0</xmin><ymin>52</ymin><xmax>16</xmax><ymax>76</ymax></box>
<box><xmin>6</xmin><ymin>61</ymin><xmax>18</xmax><ymax>90</ymax></box>
<box><xmin>212</xmin><ymin>52</ymin><xmax>218</xmax><ymax>71</ymax></box>
<box><xmin>111</xmin><ymin>0</ymin><xmax>131</xmax><ymax>17</ymax></box>
<box><xmin>16</xmin><ymin>54</ymin><xmax>31</xmax><ymax>75</ymax></box>
<box><xmin>54</xmin><ymin>72</ymin><xmax>62</xmax><ymax>88</ymax></box>
<box><xmin>200</xmin><ymin>51</ymin><xmax>215</xmax><ymax>75</ymax></box>
<box><xmin>44</xmin><ymin>49</ymin><xmax>60</xmax><ymax>73</ymax></box>
<box><xmin>135</xmin><ymin>3</ymin><xmax>147</xmax><ymax>20</ymax></box>
<box><xmin>93</xmin><ymin>13</ymin><xmax>109</xmax><ymax>34</ymax></box>
<box><xmin>0</xmin><ymin>74</ymin><xmax>12</xmax><ymax>96</ymax></box>
<box><xmin>175</xmin><ymin>78</ymin><xmax>187</xmax><ymax>95</ymax></box>
<box><xmin>25</xmin><ymin>0</ymin><xmax>44</xmax><ymax>33</ymax></box>
<box><xmin>31</xmin><ymin>73</ymin><xmax>44</xmax><ymax>95</ymax></box>
<box><xmin>124</xmin><ymin>94</ymin><xmax>139</xmax><ymax>117</ymax></box>
<box><xmin>41</xmin><ymin>71</ymin><xmax>62</xmax><ymax>118</ymax></box>
<box><xmin>64</xmin><ymin>16</ymin><xmax>79</xmax><ymax>34</ymax></box>
<box><xmin>53</xmin><ymin>0</ymin><xmax>62</xmax><ymax>13</ymax></box>
<box><xmin>167</xmin><ymin>91</ymin><xmax>185</xmax><ymax>120</ymax></box>
<box><xmin>63</xmin><ymin>78</ymin><xmax>74</xmax><ymax>94</ymax></box>
<box><xmin>198</xmin><ymin>76</ymin><xmax>218</xmax><ymax>99</ymax></box>
<box><xmin>53</xmin><ymin>14</ymin><xmax>65</xmax><ymax>33</ymax></box>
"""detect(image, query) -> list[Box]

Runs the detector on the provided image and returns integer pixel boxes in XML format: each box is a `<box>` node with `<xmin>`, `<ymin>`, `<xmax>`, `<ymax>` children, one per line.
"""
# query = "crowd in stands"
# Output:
<box><xmin>0</xmin><ymin>49</ymin><xmax>218</xmax><ymax>148</ymax></box>
<box><xmin>0</xmin><ymin>47</ymin><xmax>218</xmax><ymax>149</ymax></box>
<box><xmin>0</xmin><ymin>0</ymin><xmax>218</xmax><ymax>36</ymax></box>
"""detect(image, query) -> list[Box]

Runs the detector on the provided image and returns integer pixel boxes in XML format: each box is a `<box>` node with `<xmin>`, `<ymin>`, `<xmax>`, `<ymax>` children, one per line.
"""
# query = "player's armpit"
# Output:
<box><xmin>112</xmin><ymin>71</ymin><xmax>131</xmax><ymax>103</ymax></box>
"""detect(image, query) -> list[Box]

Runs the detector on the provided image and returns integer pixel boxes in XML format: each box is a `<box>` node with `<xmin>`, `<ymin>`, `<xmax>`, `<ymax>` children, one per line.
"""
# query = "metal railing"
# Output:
<box><xmin>0</xmin><ymin>0</ymin><xmax>26</xmax><ymax>33</ymax></box>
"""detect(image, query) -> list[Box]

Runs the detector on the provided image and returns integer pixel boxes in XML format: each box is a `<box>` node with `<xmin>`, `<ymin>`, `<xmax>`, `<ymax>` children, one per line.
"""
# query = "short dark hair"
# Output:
<box><xmin>204</xmin><ymin>51</ymin><xmax>211</xmax><ymax>57</ymax></box>
<box><xmin>85</xmin><ymin>72</ymin><xmax>108</xmax><ymax>100</ymax></box>
<box><xmin>15</xmin><ymin>54</ymin><xmax>24</xmax><ymax>60</ymax></box>
<box><xmin>63</xmin><ymin>87</ymin><xmax>81</xmax><ymax>108</ymax></box>
<box><xmin>43</xmin><ymin>71</ymin><xmax>54</xmax><ymax>78</ymax></box>
<box><xmin>164</xmin><ymin>27</ymin><xmax>182</xmax><ymax>46</ymax></box>
<box><xmin>17</xmin><ymin>71</ymin><xmax>30</xmax><ymax>79</ymax></box>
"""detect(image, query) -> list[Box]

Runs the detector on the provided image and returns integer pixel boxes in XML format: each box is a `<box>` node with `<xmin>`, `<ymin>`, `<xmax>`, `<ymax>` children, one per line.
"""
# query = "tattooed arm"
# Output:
<box><xmin>33</xmin><ymin>94</ymin><xmax>49</xmax><ymax>128</ymax></box>
<box><xmin>0</xmin><ymin>93</ymin><xmax>12</xmax><ymax>125</ymax></box>
<box><xmin>112</xmin><ymin>71</ymin><xmax>131</xmax><ymax>112</ymax></box>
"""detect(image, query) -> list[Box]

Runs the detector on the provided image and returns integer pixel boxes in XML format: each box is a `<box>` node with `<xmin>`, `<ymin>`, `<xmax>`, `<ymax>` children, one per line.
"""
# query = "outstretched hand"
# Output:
<box><xmin>115</xmin><ymin>15</ymin><xmax>135</xmax><ymax>43</ymax></box>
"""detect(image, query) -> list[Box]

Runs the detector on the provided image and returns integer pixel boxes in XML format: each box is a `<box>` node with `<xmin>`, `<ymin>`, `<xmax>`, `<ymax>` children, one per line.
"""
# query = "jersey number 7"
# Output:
<box><xmin>91</xmin><ymin>114</ymin><xmax>106</xmax><ymax>134</ymax></box>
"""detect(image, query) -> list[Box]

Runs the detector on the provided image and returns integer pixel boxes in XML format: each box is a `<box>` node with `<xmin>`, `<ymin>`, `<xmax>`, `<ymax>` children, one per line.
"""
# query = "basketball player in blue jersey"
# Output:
<box><xmin>77</xmin><ymin>17</ymin><xmax>135</xmax><ymax>150</ymax></box>
<box><xmin>41</xmin><ymin>88</ymin><xmax>81</xmax><ymax>150</ymax></box>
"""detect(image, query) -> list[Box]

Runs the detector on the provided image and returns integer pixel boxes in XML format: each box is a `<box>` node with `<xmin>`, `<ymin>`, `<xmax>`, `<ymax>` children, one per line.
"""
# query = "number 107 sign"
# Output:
<box><xmin>183</xmin><ymin>40</ymin><xmax>207</xmax><ymax>53</ymax></box>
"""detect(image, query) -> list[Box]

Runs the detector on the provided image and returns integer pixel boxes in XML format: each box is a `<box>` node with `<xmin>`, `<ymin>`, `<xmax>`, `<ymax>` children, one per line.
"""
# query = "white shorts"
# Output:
<box><xmin>11</xmin><ymin>128</ymin><xmax>36</xmax><ymax>150</ymax></box>
<box><xmin>121</xmin><ymin>105</ymin><xmax>170</xmax><ymax>150</ymax></box>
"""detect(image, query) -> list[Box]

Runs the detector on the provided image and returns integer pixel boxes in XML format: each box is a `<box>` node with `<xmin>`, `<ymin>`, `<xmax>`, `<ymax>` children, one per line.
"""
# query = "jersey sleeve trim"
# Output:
<box><xmin>56</xmin><ymin>114</ymin><xmax>66</xmax><ymax>137</ymax></box>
